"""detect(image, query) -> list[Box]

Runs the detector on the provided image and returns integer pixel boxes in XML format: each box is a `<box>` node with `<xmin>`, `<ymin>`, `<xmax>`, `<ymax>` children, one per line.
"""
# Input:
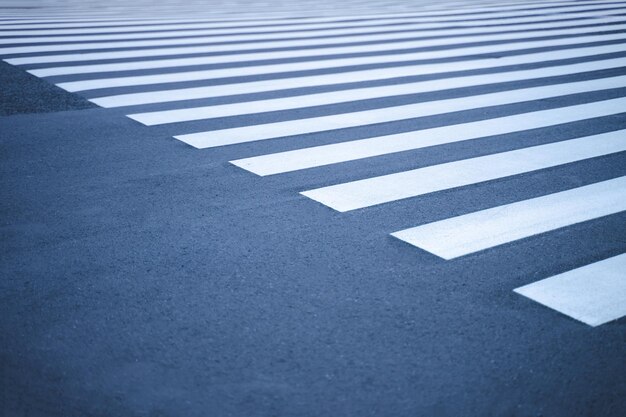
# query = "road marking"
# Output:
<box><xmin>3</xmin><ymin>12</ymin><xmax>440</xmax><ymax>31</ymax></box>
<box><xmin>14</xmin><ymin>14</ymin><xmax>626</xmax><ymax>70</ymax></box>
<box><xmin>4</xmin><ymin>10</ymin><xmax>617</xmax><ymax>48</ymax></box>
<box><xmin>0</xmin><ymin>7</ymin><xmax>516</xmax><ymax>32</ymax></box>
<box><xmin>175</xmin><ymin>74</ymin><xmax>626</xmax><ymax>148</ymax></box>
<box><xmin>514</xmin><ymin>254</ymin><xmax>626</xmax><ymax>326</ymax></box>
<box><xmin>0</xmin><ymin>19</ymin><xmax>317</xmax><ymax>33</ymax></box>
<box><xmin>4</xmin><ymin>3</ymin><xmax>625</xmax><ymax>332</ymax></box>
<box><xmin>0</xmin><ymin>18</ymin><xmax>453</xmax><ymax>37</ymax></box>
<box><xmin>91</xmin><ymin>43</ymin><xmax>626</xmax><ymax>108</ymax></box>
<box><xmin>231</xmin><ymin>97</ymin><xmax>626</xmax><ymax>175</ymax></box>
<box><xmin>1</xmin><ymin>2</ymin><xmax>620</xmax><ymax>36</ymax></box>
<box><xmin>129</xmin><ymin>57</ymin><xmax>626</xmax><ymax>126</ymax></box>
<box><xmin>302</xmin><ymin>131</ymin><xmax>626</xmax><ymax>211</ymax></box>
<box><xmin>51</xmin><ymin>31</ymin><xmax>626</xmax><ymax>91</ymax></box>
<box><xmin>390</xmin><ymin>176</ymin><xmax>626</xmax><ymax>260</ymax></box>
<box><xmin>0</xmin><ymin>2</ymin><xmax>582</xmax><ymax>31</ymax></box>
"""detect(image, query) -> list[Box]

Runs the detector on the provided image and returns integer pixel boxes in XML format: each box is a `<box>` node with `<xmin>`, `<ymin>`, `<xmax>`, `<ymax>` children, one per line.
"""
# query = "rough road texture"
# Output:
<box><xmin>0</xmin><ymin>61</ymin><xmax>95</xmax><ymax>115</ymax></box>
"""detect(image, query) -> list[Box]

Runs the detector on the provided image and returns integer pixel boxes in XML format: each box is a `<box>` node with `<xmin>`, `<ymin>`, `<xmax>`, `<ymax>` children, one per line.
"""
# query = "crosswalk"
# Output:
<box><xmin>2</xmin><ymin>0</ymin><xmax>625</xmax><ymax>326</ymax></box>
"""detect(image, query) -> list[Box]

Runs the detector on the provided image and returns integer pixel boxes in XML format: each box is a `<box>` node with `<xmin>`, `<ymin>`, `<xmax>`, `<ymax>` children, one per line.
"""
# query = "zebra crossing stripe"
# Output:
<box><xmin>6</xmin><ymin>10</ymin><xmax>621</xmax><ymax>49</ymax></box>
<box><xmin>91</xmin><ymin>43</ymin><xmax>626</xmax><ymax>108</ymax></box>
<box><xmin>6</xmin><ymin>0</ymin><xmax>611</xmax><ymax>22</ymax></box>
<box><xmin>4</xmin><ymin>9</ymin><xmax>617</xmax><ymax>47</ymax></box>
<box><xmin>129</xmin><ymin>57</ymin><xmax>626</xmax><ymax>126</ymax></box>
<box><xmin>301</xmin><ymin>130</ymin><xmax>626</xmax><ymax>212</ymax></box>
<box><xmin>1</xmin><ymin>2</ymin><xmax>621</xmax><ymax>37</ymax></box>
<box><xmin>0</xmin><ymin>19</ymin><xmax>280</xmax><ymax>34</ymax></box>
<box><xmin>230</xmin><ymin>97</ymin><xmax>626</xmax><ymax>175</ymax></box>
<box><xmin>0</xmin><ymin>2</ymin><xmax>576</xmax><ymax>31</ymax></box>
<box><xmin>3</xmin><ymin>0</ymin><xmax>620</xmax><ymax>25</ymax></box>
<box><xmin>5</xmin><ymin>11</ymin><xmax>624</xmax><ymax>58</ymax></box>
<box><xmin>0</xmin><ymin>18</ymin><xmax>448</xmax><ymax>37</ymax></box>
<box><xmin>175</xmin><ymin>75</ymin><xmax>626</xmax><ymax>149</ymax></box>
<box><xmin>0</xmin><ymin>13</ymin><xmax>479</xmax><ymax>34</ymax></box>
<box><xmin>51</xmin><ymin>31</ymin><xmax>626</xmax><ymax>92</ymax></box>
<box><xmin>390</xmin><ymin>176</ymin><xmax>626</xmax><ymax>260</ymax></box>
<box><xmin>3</xmin><ymin>2</ymin><xmax>624</xmax><ymax>330</ymax></box>
<box><xmin>0</xmin><ymin>19</ymin><xmax>277</xmax><ymax>31</ymax></box>
<box><xmin>24</xmin><ymin>16</ymin><xmax>626</xmax><ymax>76</ymax></box>
<box><xmin>514</xmin><ymin>253</ymin><xmax>626</xmax><ymax>327</ymax></box>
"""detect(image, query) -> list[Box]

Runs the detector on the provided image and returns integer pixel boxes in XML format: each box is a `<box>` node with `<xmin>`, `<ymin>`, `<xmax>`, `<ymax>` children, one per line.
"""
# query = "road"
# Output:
<box><xmin>1</xmin><ymin>0</ymin><xmax>625</xmax><ymax>416</ymax></box>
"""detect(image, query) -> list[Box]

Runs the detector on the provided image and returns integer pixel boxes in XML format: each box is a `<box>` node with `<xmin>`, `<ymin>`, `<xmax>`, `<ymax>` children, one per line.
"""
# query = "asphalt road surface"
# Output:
<box><xmin>1</xmin><ymin>0</ymin><xmax>625</xmax><ymax>416</ymax></box>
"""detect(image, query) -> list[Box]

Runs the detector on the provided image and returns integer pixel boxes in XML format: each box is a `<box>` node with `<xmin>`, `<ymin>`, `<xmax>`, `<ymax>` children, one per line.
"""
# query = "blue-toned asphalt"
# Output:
<box><xmin>1</xmin><ymin>45</ymin><xmax>626</xmax><ymax>417</ymax></box>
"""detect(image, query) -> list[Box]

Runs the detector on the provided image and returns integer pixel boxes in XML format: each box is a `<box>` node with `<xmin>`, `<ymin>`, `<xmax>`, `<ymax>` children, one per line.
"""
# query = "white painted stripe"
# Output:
<box><xmin>0</xmin><ymin>2</ymin><xmax>619</xmax><ymax>34</ymax></box>
<box><xmin>231</xmin><ymin>97</ymin><xmax>626</xmax><ymax>175</ymax></box>
<box><xmin>3</xmin><ymin>10</ymin><xmax>614</xmax><ymax>46</ymax></box>
<box><xmin>0</xmin><ymin>17</ymin><xmax>205</xmax><ymax>25</ymax></box>
<box><xmin>175</xmin><ymin>75</ymin><xmax>626</xmax><ymax>149</ymax></box>
<box><xmin>0</xmin><ymin>15</ymin><xmax>530</xmax><ymax>36</ymax></box>
<box><xmin>129</xmin><ymin>57</ymin><xmax>626</xmax><ymax>126</ymax></box>
<box><xmin>0</xmin><ymin>0</ymin><xmax>576</xmax><ymax>18</ymax></box>
<box><xmin>302</xmin><ymin>130</ymin><xmax>626</xmax><ymax>212</ymax></box>
<box><xmin>0</xmin><ymin>18</ymin><xmax>320</xmax><ymax>30</ymax></box>
<box><xmin>53</xmin><ymin>32</ymin><xmax>626</xmax><ymax>92</ymax></box>
<box><xmin>0</xmin><ymin>18</ymin><xmax>212</xmax><ymax>27</ymax></box>
<box><xmin>0</xmin><ymin>21</ymin><xmax>432</xmax><ymax>46</ymax></box>
<box><xmin>514</xmin><ymin>254</ymin><xmax>626</xmax><ymax>327</ymax></box>
<box><xmin>0</xmin><ymin>19</ymin><xmax>272</xmax><ymax>31</ymax></box>
<box><xmin>0</xmin><ymin>12</ymin><xmax>466</xmax><ymax>36</ymax></box>
<box><xmin>0</xmin><ymin>9</ymin><xmax>624</xmax><ymax>49</ymax></box>
<box><xmin>0</xmin><ymin>4</ymin><xmax>557</xmax><ymax>29</ymax></box>
<box><xmin>9</xmin><ymin>18</ymin><xmax>626</xmax><ymax>67</ymax></box>
<box><xmin>27</xmin><ymin>15</ymin><xmax>625</xmax><ymax>77</ymax></box>
<box><xmin>92</xmin><ymin>43</ymin><xmax>626</xmax><ymax>108</ymax></box>
<box><xmin>391</xmin><ymin>176</ymin><xmax>626</xmax><ymax>260</ymax></box>
<box><xmin>0</xmin><ymin>15</ymin><xmax>482</xmax><ymax>43</ymax></box>
<box><xmin>0</xmin><ymin>0</ymin><xmax>606</xmax><ymax>22</ymax></box>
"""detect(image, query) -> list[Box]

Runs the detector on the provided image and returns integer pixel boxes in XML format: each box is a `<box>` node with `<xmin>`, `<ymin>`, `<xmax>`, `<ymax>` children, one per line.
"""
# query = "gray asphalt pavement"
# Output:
<box><xmin>1</xmin><ymin>1</ymin><xmax>626</xmax><ymax>416</ymax></box>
